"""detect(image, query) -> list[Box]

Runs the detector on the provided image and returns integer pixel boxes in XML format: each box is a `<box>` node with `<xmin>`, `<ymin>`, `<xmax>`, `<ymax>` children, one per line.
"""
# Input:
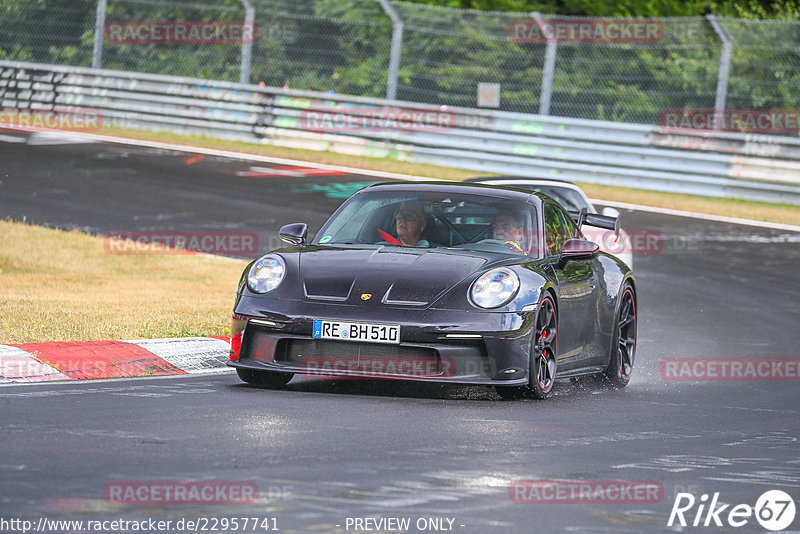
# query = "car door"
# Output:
<box><xmin>543</xmin><ymin>202</ymin><xmax>602</xmax><ymax>370</ymax></box>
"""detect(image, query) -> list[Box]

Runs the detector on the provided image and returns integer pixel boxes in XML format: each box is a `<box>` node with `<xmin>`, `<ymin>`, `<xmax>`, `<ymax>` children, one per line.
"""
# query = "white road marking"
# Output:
<box><xmin>47</xmin><ymin>130</ymin><xmax>430</xmax><ymax>181</ymax></box>
<box><xmin>5</xmin><ymin>127</ymin><xmax>794</xmax><ymax>230</ymax></box>
<box><xmin>591</xmin><ymin>198</ymin><xmax>800</xmax><ymax>233</ymax></box>
<box><xmin>125</xmin><ymin>337</ymin><xmax>231</xmax><ymax>373</ymax></box>
<box><xmin>0</xmin><ymin>379</ymin><xmax>225</xmax><ymax>395</ymax></box>
<box><xmin>26</xmin><ymin>131</ymin><xmax>98</xmax><ymax>145</ymax></box>
<box><xmin>0</xmin><ymin>134</ymin><xmax>27</xmax><ymax>143</ymax></box>
<box><xmin>0</xmin><ymin>345</ymin><xmax>69</xmax><ymax>382</ymax></box>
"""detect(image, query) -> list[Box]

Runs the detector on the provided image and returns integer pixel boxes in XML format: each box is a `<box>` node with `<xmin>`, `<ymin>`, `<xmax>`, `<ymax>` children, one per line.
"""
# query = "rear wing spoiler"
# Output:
<box><xmin>568</xmin><ymin>209</ymin><xmax>619</xmax><ymax>234</ymax></box>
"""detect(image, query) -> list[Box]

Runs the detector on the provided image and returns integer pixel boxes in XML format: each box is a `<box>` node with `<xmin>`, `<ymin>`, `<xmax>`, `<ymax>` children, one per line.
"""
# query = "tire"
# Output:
<box><xmin>529</xmin><ymin>295</ymin><xmax>558</xmax><ymax>399</ymax></box>
<box><xmin>236</xmin><ymin>368</ymin><xmax>293</xmax><ymax>388</ymax></box>
<box><xmin>602</xmin><ymin>285</ymin><xmax>636</xmax><ymax>388</ymax></box>
<box><xmin>494</xmin><ymin>294</ymin><xmax>558</xmax><ymax>400</ymax></box>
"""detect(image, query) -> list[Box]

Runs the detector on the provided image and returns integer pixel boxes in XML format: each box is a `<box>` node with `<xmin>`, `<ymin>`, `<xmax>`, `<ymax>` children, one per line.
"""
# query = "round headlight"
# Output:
<box><xmin>247</xmin><ymin>255</ymin><xmax>286</xmax><ymax>294</ymax></box>
<box><xmin>469</xmin><ymin>268</ymin><xmax>520</xmax><ymax>309</ymax></box>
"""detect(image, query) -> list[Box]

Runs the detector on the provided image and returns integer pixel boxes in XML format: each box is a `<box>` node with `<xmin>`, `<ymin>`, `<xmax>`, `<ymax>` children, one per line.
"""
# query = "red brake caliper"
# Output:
<box><xmin>541</xmin><ymin>329</ymin><xmax>548</xmax><ymax>359</ymax></box>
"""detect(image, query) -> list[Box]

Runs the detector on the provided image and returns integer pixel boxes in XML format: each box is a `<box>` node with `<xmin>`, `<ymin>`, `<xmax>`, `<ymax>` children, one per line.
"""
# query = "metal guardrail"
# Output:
<box><xmin>2</xmin><ymin>60</ymin><xmax>800</xmax><ymax>205</ymax></box>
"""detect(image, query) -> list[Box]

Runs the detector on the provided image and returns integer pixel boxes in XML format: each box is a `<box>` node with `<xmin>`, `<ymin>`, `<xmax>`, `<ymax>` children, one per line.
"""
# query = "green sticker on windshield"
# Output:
<box><xmin>319</xmin><ymin>236</ymin><xmax>332</xmax><ymax>243</ymax></box>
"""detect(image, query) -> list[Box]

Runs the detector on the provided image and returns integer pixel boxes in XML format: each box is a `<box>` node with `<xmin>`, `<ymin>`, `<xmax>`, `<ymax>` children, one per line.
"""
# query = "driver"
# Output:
<box><xmin>491</xmin><ymin>210</ymin><xmax>525</xmax><ymax>252</ymax></box>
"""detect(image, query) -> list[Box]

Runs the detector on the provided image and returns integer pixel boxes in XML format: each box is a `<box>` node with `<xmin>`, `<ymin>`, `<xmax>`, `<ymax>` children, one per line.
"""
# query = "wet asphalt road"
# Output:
<box><xmin>1</xmin><ymin>131</ymin><xmax>799</xmax><ymax>533</ymax></box>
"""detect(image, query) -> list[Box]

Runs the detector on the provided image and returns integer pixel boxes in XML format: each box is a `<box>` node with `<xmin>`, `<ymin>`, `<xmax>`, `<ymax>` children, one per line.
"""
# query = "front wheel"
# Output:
<box><xmin>530</xmin><ymin>295</ymin><xmax>558</xmax><ymax>399</ymax></box>
<box><xmin>494</xmin><ymin>295</ymin><xmax>558</xmax><ymax>400</ymax></box>
<box><xmin>236</xmin><ymin>368</ymin><xmax>293</xmax><ymax>388</ymax></box>
<box><xmin>602</xmin><ymin>285</ymin><xmax>636</xmax><ymax>388</ymax></box>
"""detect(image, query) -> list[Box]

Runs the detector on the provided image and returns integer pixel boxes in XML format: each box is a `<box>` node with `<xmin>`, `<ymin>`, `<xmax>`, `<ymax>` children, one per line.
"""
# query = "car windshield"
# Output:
<box><xmin>315</xmin><ymin>190</ymin><xmax>538</xmax><ymax>256</ymax></box>
<box><xmin>497</xmin><ymin>184</ymin><xmax>591</xmax><ymax>212</ymax></box>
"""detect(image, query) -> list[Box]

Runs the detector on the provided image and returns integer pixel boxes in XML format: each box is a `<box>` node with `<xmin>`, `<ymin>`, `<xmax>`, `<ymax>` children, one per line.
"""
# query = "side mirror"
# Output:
<box><xmin>560</xmin><ymin>238</ymin><xmax>599</xmax><ymax>262</ymax></box>
<box><xmin>601</xmin><ymin>206</ymin><xmax>621</xmax><ymax>218</ymax></box>
<box><xmin>279</xmin><ymin>223</ymin><xmax>308</xmax><ymax>246</ymax></box>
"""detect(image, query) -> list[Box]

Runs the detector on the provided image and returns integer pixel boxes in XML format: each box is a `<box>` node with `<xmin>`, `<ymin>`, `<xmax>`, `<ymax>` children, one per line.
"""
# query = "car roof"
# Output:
<box><xmin>467</xmin><ymin>176</ymin><xmax>594</xmax><ymax>209</ymax></box>
<box><xmin>467</xmin><ymin>176</ymin><xmax>581</xmax><ymax>189</ymax></box>
<box><xmin>361</xmin><ymin>180</ymin><xmax>546</xmax><ymax>204</ymax></box>
<box><xmin>465</xmin><ymin>176</ymin><xmax>576</xmax><ymax>183</ymax></box>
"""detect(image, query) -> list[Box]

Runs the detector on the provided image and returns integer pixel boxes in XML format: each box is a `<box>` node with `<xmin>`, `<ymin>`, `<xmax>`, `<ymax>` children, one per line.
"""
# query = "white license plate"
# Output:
<box><xmin>313</xmin><ymin>320</ymin><xmax>400</xmax><ymax>344</ymax></box>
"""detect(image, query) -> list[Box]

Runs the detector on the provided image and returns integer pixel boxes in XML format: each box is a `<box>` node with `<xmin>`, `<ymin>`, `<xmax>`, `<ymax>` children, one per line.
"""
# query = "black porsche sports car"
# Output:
<box><xmin>228</xmin><ymin>181</ymin><xmax>637</xmax><ymax>399</ymax></box>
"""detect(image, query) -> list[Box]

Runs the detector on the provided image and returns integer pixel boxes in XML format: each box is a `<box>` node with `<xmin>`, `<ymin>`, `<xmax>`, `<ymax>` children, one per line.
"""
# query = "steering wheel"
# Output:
<box><xmin>477</xmin><ymin>239</ymin><xmax>523</xmax><ymax>252</ymax></box>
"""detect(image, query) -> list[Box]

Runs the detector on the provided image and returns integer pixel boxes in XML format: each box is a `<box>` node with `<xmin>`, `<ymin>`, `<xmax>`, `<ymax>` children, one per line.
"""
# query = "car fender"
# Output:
<box><xmin>602</xmin><ymin>272</ymin><xmax>637</xmax><ymax>365</ymax></box>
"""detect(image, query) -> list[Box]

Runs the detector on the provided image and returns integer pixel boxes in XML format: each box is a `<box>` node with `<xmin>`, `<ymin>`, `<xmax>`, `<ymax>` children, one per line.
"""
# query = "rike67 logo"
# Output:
<box><xmin>668</xmin><ymin>490</ymin><xmax>796</xmax><ymax>531</ymax></box>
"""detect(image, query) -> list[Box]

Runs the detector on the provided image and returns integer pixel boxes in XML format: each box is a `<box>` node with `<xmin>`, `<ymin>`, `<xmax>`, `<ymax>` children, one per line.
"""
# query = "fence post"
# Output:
<box><xmin>92</xmin><ymin>0</ymin><xmax>107</xmax><ymax>68</ymax></box>
<box><xmin>240</xmin><ymin>0</ymin><xmax>255</xmax><ymax>84</ymax></box>
<box><xmin>706</xmin><ymin>14</ymin><xmax>732</xmax><ymax>131</ymax></box>
<box><xmin>377</xmin><ymin>0</ymin><xmax>403</xmax><ymax>100</ymax></box>
<box><xmin>532</xmin><ymin>12</ymin><xmax>556</xmax><ymax>116</ymax></box>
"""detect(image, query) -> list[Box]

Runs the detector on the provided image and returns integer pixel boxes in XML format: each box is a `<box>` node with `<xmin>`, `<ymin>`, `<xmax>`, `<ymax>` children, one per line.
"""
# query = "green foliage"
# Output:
<box><xmin>1</xmin><ymin>0</ymin><xmax>798</xmax><ymax>126</ymax></box>
<box><xmin>0</xmin><ymin>0</ymin><xmax>96</xmax><ymax>65</ymax></box>
<box><xmin>399</xmin><ymin>0</ymin><xmax>799</xmax><ymax>17</ymax></box>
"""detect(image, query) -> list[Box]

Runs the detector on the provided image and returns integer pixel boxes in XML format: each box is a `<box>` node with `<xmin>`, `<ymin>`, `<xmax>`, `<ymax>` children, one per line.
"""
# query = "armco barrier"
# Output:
<box><xmin>2</xmin><ymin>60</ymin><xmax>800</xmax><ymax>205</ymax></box>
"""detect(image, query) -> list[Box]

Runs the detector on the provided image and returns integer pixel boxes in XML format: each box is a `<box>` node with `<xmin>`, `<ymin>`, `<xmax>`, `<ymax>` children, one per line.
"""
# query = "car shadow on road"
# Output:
<box><xmin>231</xmin><ymin>375</ymin><xmax>628</xmax><ymax>402</ymax></box>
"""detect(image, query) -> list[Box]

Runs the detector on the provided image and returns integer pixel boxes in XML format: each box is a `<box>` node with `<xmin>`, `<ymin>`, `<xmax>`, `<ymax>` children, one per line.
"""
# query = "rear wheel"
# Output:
<box><xmin>602</xmin><ymin>285</ymin><xmax>636</xmax><ymax>388</ymax></box>
<box><xmin>495</xmin><ymin>295</ymin><xmax>558</xmax><ymax>400</ymax></box>
<box><xmin>236</xmin><ymin>368</ymin><xmax>293</xmax><ymax>388</ymax></box>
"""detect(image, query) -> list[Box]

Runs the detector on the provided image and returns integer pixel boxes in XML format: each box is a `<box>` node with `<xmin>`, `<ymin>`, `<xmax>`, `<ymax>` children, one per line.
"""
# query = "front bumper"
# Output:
<box><xmin>228</xmin><ymin>296</ymin><xmax>536</xmax><ymax>386</ymax></box>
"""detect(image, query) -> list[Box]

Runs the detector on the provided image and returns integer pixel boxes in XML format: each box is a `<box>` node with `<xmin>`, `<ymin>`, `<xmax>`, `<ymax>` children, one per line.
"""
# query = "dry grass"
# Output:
<box><xmin>99</xmin><ymin>126</ymin><xmax>800</xmax><ymax>226</ymax></box>
<box><xmin>0</xmin><ymin>220</ymin><xmax>246</xmax><ymax>344</ymax></box>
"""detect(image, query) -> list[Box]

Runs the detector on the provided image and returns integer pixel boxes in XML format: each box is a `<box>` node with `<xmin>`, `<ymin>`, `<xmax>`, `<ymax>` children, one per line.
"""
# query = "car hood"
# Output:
<box><xmin>297</xmin><ymin>246</ymin><xmax>498</xmax><ymax>307</ymax></box>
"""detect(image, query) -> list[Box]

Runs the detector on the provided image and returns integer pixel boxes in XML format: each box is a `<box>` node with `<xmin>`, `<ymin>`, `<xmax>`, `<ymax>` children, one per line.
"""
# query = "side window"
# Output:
<box><xmin>543</xmin><ymin>203</ymin><xmax>576</xmax><ymax>256</ymax></box>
